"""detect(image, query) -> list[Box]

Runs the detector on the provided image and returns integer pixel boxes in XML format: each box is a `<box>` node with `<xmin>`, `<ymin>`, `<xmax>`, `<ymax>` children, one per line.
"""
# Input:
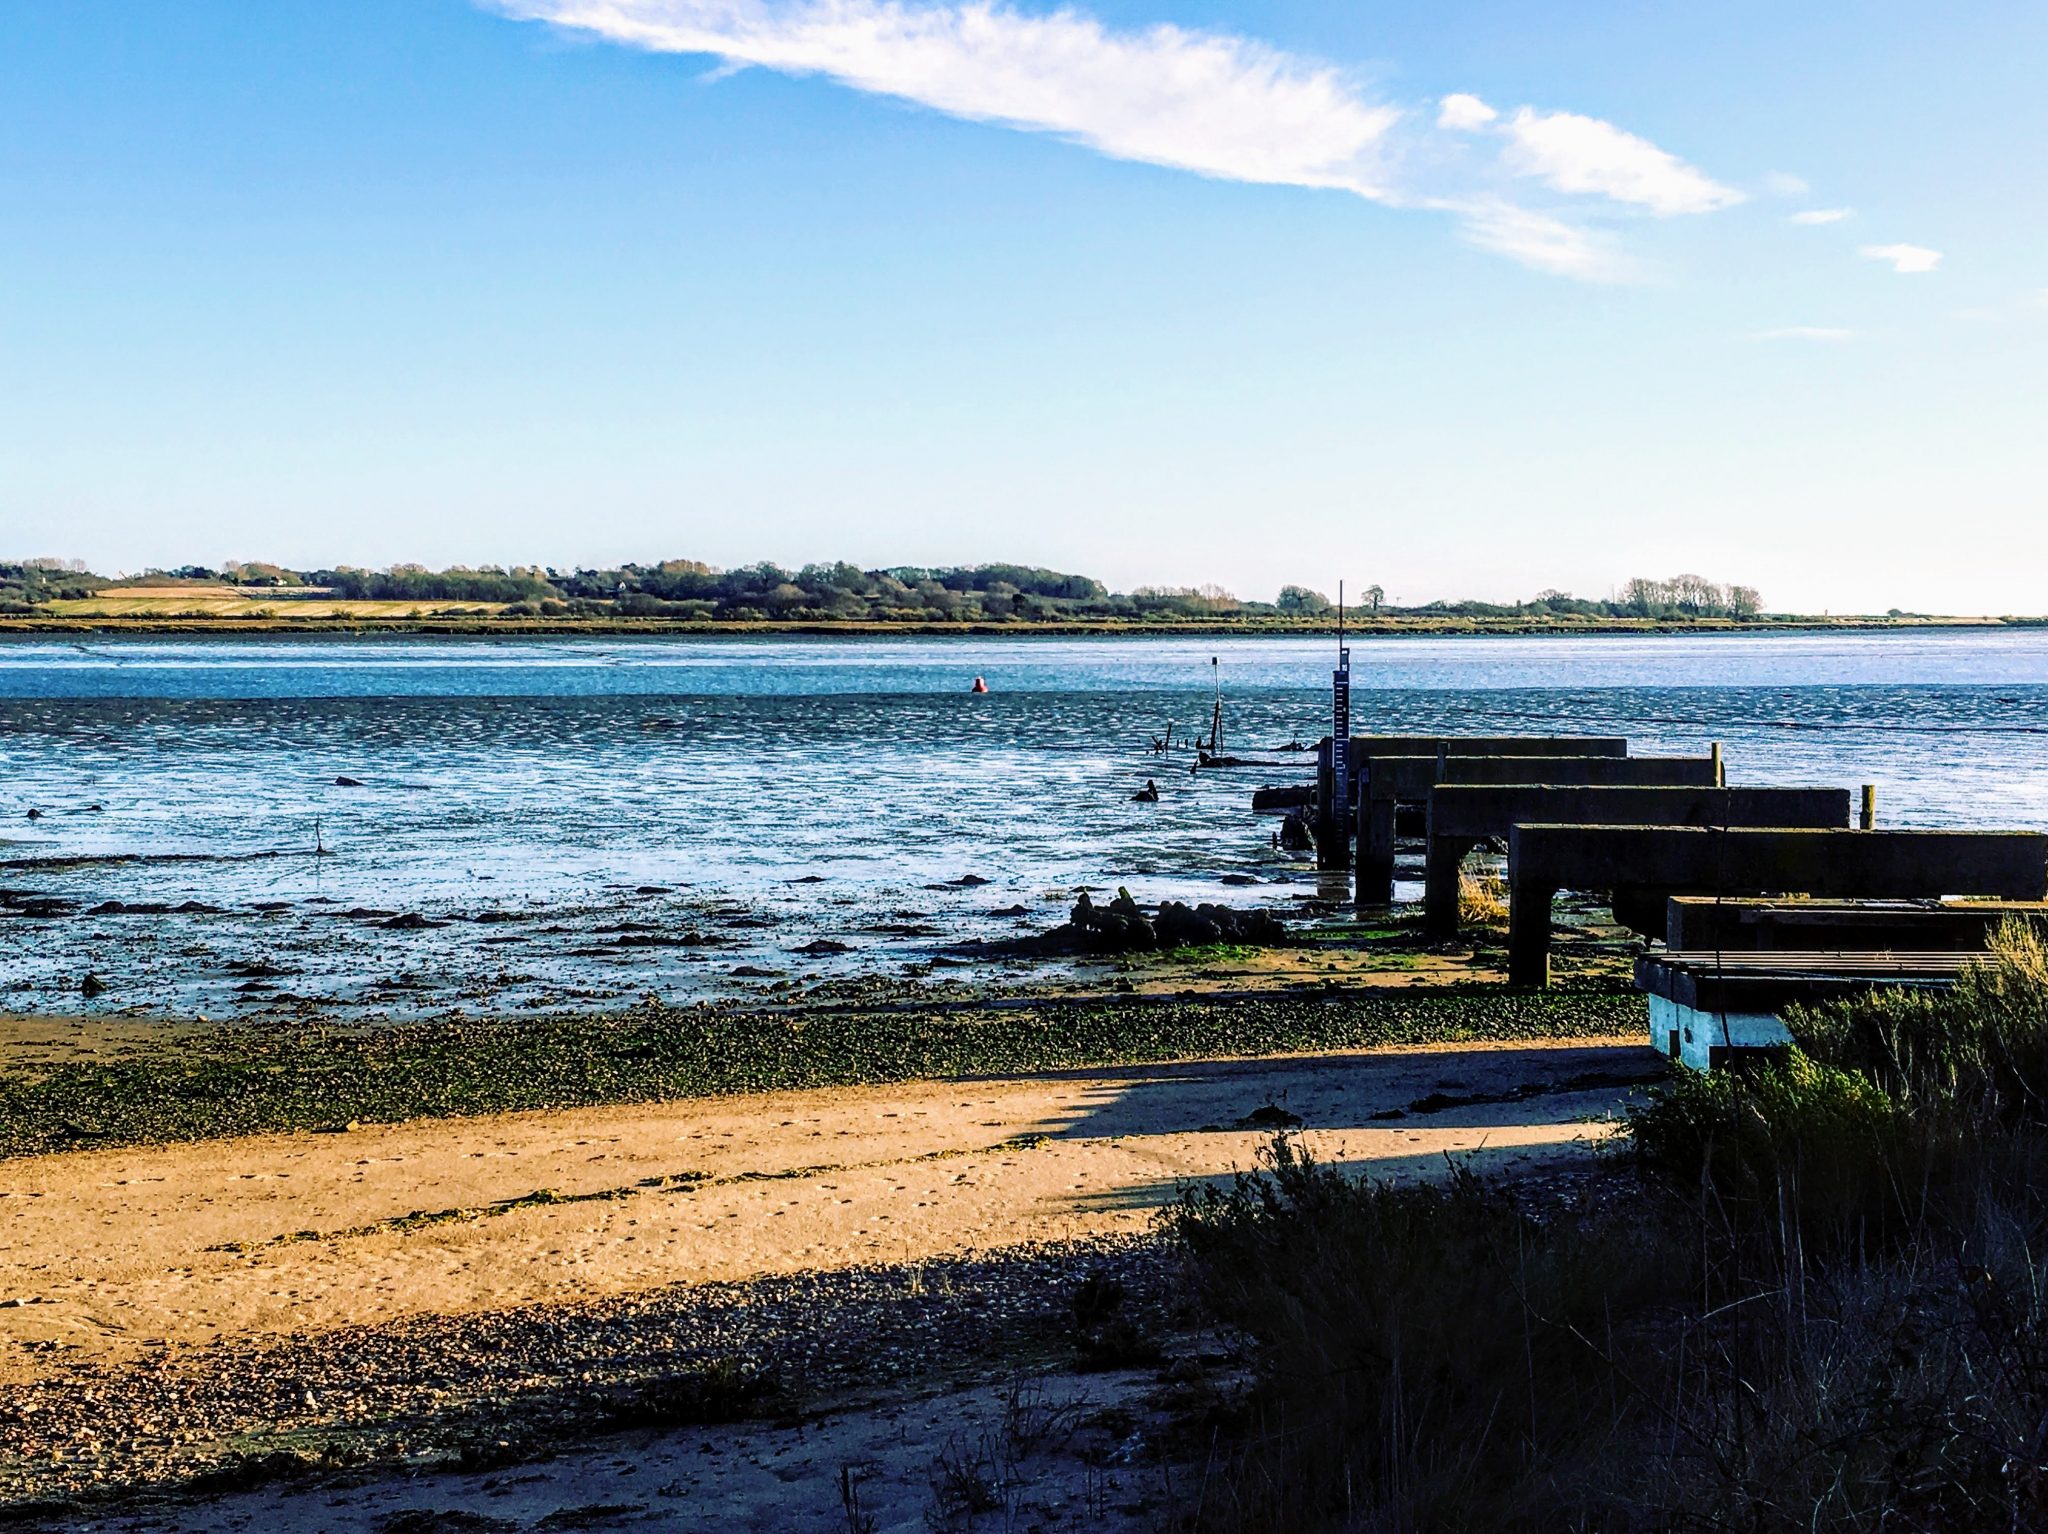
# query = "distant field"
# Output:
<box><xmin>45</xmin><ymin>589</ymin><xmax>509</xmax><ymax>619</ymax></box>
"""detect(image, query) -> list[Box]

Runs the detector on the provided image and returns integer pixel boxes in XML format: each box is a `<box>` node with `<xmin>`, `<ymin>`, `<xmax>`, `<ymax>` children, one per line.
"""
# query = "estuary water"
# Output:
<box><xmin>3</xmin><ymin>629</ymin><xmax>2046</xmax><ymax>1017</ymax></box>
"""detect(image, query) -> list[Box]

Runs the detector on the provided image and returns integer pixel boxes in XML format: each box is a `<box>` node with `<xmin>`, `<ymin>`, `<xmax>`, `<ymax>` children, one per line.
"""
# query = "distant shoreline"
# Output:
<box><xmin>2</xmin><ymin>614</ymin><xmax>2038</xmax><ymax>639</ymax></box>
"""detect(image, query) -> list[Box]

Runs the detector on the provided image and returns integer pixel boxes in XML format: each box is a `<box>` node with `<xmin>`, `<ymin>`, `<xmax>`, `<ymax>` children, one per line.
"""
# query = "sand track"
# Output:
<box><xmin>0</xmin><ymin>1037</ymin><xmax>1653</xmax><ymax>1385</ymax></box>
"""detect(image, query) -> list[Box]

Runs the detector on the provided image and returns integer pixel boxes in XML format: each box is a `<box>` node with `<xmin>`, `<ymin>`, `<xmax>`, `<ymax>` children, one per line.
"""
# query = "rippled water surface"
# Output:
<box><xmin>4</xmin><ymin>630</ymin><xmax>2046</xmax><ymax>1015</ymax></box>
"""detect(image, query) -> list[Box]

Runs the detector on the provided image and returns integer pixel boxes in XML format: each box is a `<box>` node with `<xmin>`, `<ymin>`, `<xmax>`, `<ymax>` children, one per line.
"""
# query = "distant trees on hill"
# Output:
<box><xmin>4</xmin><ymin>555</ymin><xmax>1771</xmax><ymax>625</ymax></box>
<box><xmin>0</xmin><ymin>558</ymin><xmax>104</xmax><ymax>613</ymax></box>
<box><xmin>1616</xmin><ymin>575</ymin><xmax>1762</xmax><ymax>619</ymax></box>
<box><xmin>307</xmin><ymin>565</ymin><xmax>560</xmax><ymax>603</ymax></box>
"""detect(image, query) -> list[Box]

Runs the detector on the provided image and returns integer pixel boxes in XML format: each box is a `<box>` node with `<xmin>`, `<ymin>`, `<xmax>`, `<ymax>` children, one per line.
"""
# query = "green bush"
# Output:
<box><xmin>1787</xmin><ymin>917</ymin><xmax>2048</xmax><ymax>1114</ymax></box>
<box><xmin>1624</xmin><ymin>1050</ymin><xmax>1907</xmax><ymax>1254</ymax></box>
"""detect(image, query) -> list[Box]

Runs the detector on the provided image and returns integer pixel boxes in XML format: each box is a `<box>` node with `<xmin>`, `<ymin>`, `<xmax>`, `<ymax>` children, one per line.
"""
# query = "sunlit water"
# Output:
<box><xmin>3</xmin><ymin>630</ymin><xmax>2045</xmax><ymax>1017</ymax></box>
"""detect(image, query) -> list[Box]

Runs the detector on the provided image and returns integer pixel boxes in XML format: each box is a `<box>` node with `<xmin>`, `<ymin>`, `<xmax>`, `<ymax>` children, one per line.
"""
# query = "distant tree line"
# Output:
<box><xmin>0</xmin><ymin>558</ymin><xmax>102</xmax><ymax>614</ymax></box>
<box><xmin>9</xmin><ymin>557</ymin><xmax>1770</xmax><ymax>625</ymax></box>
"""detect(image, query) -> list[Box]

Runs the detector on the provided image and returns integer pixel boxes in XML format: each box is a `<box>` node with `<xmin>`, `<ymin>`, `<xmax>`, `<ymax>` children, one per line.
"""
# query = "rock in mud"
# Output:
<box><xmin>1050</xmin><ymin>889</ymin><xmax>1289</xmax><ymax>954</ymax></box>
<box><xmin>13</xmin><ymin>897</ymin><xmax>79</xmax><ymax>918</ymax></box>
<box><xmin>1237</xmin><ymin>1103</ymin><xmax>1303</xmax><ymax>1129</ymax></box>
<box><xmin>381</xmin><ymin>912</ymin><xmax>448</xmax><ymax>931</ymax></box>
<box><xmin>1278</xmin><ymin>810</ymin><xmax>1315</xmax><ymax>852</ymax></box>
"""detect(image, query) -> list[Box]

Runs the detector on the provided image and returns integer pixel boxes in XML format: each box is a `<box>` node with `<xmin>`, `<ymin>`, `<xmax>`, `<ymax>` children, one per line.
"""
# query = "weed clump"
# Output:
<box><xmin>1456</xmin><ymin>865</ymin><xmax>1509</xmax><ymax>927</ymax></box>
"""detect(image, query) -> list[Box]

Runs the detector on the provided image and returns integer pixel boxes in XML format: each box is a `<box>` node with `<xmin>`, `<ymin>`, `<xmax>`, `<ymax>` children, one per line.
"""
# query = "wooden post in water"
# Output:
<box><xmin>1861</xmin><ymin>784</ymin><xmax>1878</xmax><ymax>830</ymax></box>
<box><xmin>1710</xmin><ymin>741</ymin><xmax>1724</xmax><ymax>787</ymax></box>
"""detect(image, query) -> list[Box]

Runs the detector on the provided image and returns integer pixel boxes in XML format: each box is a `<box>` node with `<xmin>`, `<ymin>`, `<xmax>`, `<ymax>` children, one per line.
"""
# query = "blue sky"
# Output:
<box><xmin>2</xmin><ymin>0</ymin><xmax>2042</xmax><ymax>611</ymax></box>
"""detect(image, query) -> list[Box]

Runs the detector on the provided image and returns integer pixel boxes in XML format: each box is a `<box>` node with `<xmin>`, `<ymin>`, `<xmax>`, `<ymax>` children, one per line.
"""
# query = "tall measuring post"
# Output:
<box><xmin>1323</xmin><ymin>582</ymin><xmax>1353</xmax><ymax>869</ymax></box>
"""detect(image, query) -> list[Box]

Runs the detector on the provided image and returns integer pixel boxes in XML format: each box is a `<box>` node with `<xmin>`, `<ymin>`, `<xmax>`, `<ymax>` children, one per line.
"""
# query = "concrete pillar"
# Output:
<box><xmin>1507</xmin><ymin>883</ymin><xmax>1556</xmax><ymax>987</ymax></box>
<box><xmin>1423</xmin><ymin>836</ymin><xmax>1473</xmax><ymax>939</ymax></box>
<box><xmin>1354</xmin><ymin>796</ymin><xmax>1396</xmax><ymax>903</ymax></box>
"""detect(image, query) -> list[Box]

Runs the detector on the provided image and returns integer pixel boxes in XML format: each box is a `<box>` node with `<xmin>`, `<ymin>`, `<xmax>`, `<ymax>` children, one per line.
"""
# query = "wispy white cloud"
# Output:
<box><xmin>492</xmin><ymin>1</ymin><xmax>1742</xmax><ymax>280</ymax></box>
<box><xmin>1445</xmin><ymin>198</ymin><xmax>1628</xmax><ymax>281</ymax></box>
<box><xmin>1861</xmin><ymin>242</ymin><xmax>1942</xmax><ymax>274</ymax></box>
<box><xmin>1496</xmin><ymin>105</ymin><xmax>1744</xmax><ymax>215</ymax></box>
<box><xmin>1436</xmin><ymin>92</ymin><xmax>1497</xmax><ymax>132</ymax></box>
<box><xmin>1763</xmin><ymin>171</ymin><xmax>1809</xmax><ymax>197</ymax></box>
<box><xmin>1751</xmin><ymin>326</ymin><xmax>1855</xmax><ymax>342</ymax></box>
<box><xmin>1790</xmin><ymin>207</ymin><xmax>1851</xmax><ymax>225</ymax></box>
<box><xmin>495</xmin><ymin>0</ymin><xmax>1399</xmax><ymax>194</ymax></box>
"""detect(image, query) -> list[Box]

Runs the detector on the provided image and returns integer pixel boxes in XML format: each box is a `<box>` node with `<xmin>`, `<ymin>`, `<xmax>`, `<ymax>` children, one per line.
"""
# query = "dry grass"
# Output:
<box><xmin>1457</xmin><ymin>864</ymin><xmax>1510</xmax><ymax>927</ymax></box>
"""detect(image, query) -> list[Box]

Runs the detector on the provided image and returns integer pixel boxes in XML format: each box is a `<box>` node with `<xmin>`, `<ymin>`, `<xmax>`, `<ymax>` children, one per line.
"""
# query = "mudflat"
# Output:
<box><xmin>0</xmin><ymin>1037</ymin><xmax>1649</xmax><ymax>1381</ymax></box>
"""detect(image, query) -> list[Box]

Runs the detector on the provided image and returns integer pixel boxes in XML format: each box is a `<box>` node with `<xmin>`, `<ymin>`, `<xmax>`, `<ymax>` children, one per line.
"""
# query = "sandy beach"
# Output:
<box><xmin>1</xmin><ymin>1036</ymin><xmax>1647</xmax><ymax>1375</ymax></box>
<box><xmin>0</xmin><ymin>1031</ymin><xmax>1656</xmax><ymax>1522</ymax></box>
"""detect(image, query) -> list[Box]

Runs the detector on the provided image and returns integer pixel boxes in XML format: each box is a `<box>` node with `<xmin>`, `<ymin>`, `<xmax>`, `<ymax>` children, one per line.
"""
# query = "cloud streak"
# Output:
<box><xmin>1861</xmin><ymin>242</ymin><xmax>1942</xmax><ymax>274</ymax></box>
<box><xmin>494</xmin><ymin>0</ymin><xmax>1743</xmax><ymax>280</ymax></box>
<box><xmin>1496</xmin><ymin>104</ymin><xmax>1743</xmax><ymax>215</ymax></box>
<box><xmin>498</xmin><ymin>0</ymin><xmax>1399</xmax><ymax>194</ymax></box>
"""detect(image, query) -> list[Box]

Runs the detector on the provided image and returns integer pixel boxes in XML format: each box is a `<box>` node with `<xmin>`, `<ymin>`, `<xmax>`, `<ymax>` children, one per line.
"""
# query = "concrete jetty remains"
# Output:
<box><xmin>1311</xmin><ymin>735</ymin><xmax>1629</xmax><ymax>870</ymax></box>
<box><xmin>1636</xmin><ymin>950</ymin><xmax>1992</xmax><ymax>1070</ymax></box>
<box><xmin>1252</xmin><ymin>724</ymin><xmax>2046</xmax><ymax>1069</ymax></box>
<box><xmin>1505</xmin><ymin>825</ymin><xmax>2048</xmax><ymax>986</ymax></box>
<box><xmin>1351</xmin><ymin>755</ymin><xmax>1725</xmax><ymax>904</ymax></box>
<box><xmin>1421</xmin><ymin>786</ymin><xmax>1852</xmax><ymax>939</ymax></box>
<box><xmin>1663</xmin><ymin>895</ymin><xmax>2048</xmax><ymax>952</ymax></box>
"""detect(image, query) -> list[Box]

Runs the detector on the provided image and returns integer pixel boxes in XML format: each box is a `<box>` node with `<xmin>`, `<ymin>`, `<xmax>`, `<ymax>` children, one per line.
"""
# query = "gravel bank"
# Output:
<box><xmin>0</xmin><ymin>1235</ymin><xmax>1175</xmax><ymax>1517</ymax></box>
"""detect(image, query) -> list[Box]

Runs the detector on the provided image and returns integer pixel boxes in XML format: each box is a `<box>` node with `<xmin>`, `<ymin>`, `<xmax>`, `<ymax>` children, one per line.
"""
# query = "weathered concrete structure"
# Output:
<box><xmin>1664</xmin><ymin>896</ymin><xmax>2048</xmax><ymax>953</ymax></box>
<box><xmin>1422</xmin><ymin>786</ymin><xmax>1850</xmax><ymax>938</ymax></box>
<box><xmin>1314</xmin><ymin>735</ymin><xmax>1629</xmax><ymax>870</ymax></box>
<box><xmin>1638</xmin><ymin>950</ymin><xmax>1980</xmax><ymax>1070</ymax></box>
<box><xmin>1507</xmin><ymin>825</ymin><xmax>2048</xmax><ymax>986</ymax></box>
<box><xmin>1351</xmin><ymin>754</ymin><xmax>1722</xmax><ymax>903</ymax></box>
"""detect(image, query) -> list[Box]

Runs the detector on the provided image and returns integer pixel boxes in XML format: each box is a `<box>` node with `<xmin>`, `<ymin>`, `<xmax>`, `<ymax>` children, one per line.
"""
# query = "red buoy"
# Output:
<box><xmin>970</xmin><ymin>676</ymin><xmax>989</xmax><ymax>694</ymax></box>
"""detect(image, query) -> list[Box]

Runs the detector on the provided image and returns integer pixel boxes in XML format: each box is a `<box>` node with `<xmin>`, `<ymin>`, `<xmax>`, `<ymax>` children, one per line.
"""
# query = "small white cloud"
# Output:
<box><xmin>1498</xmin><ymin>106</ymin><xmax>1743</xmax><ymax>215</ymax></box>
<box><xmin>1436</xmin><ymin>92</ymin><xmax>1497</xmax><ymax>132</ymax></box>
<box><xmin>1447</xmin><ymin>199</ymin><xmax>1631</xmax><ymax>282</ymax></box>
<box><xmin>1861</xmin><ymin>243</ymin><xmax>1942</xmax><ymax>275</ymax></box>
<box><xmin>1790</xmin><ymin>207</ymin><xmax>1851</xmax><ymax>226</ymax></box>
<box><xmin>1763</xmin><ymin>171</ymin><xmax>1809</xmax><ymax>197</ymax></box>
<box><xmin>1751</xmin><ymin>326</ymin><xmax>1855</xmax><ymax>343</ymax></box>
